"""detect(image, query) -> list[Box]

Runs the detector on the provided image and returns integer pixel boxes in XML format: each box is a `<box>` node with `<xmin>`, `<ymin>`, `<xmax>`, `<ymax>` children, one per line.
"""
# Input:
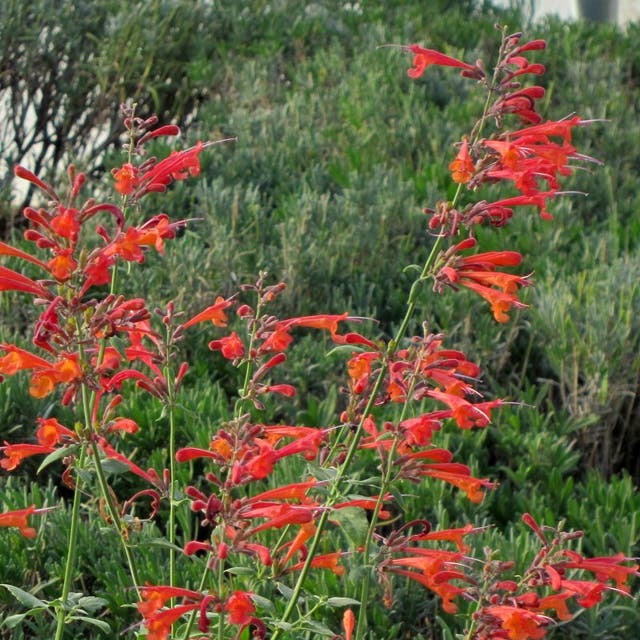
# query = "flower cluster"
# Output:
<box><xmin>0</xmin><ymin>27</ymin><xmax>637</xmax><ymax>640</ymax></box>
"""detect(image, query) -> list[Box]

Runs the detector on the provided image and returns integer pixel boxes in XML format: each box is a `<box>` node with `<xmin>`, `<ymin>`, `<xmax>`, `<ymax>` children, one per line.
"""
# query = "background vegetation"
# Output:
<box><xmin>1</xmin><ymin>0</ymin><xmax>638</xmax><ymax>638</ymax></box>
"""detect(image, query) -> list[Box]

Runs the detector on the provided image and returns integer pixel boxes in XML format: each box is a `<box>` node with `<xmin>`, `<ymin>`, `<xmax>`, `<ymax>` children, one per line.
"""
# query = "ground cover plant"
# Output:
<box><xmin>5</xmin><ymin>1</ymin><xmax>635</xmax><ymax>637</ymax></box>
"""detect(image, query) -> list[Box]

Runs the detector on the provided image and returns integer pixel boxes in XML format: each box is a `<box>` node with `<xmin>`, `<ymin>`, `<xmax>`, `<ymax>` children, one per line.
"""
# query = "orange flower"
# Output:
<box><xmin>36</xmin><ymin>417</ymin><xmax>76</xmax><ymax>446</ymax></box>
<box><xmin>183</xmin><ymin>296</ymin><xmax>233</xmax><ymax>329</ymax></box>
<box><xmin>343</xmin><ymin>609</ymin><xmax>355</xmax><ymax>640</ymax></box>
<box><xmin>0</xmin><ymin>443</ymin><xmax>55</xmax><ymax>470</ymax></box>
<box><xmin>0</xmin><ymin>266</ymin><xmax>48</xmax><ymax>297</ymax></box>
<box><xmin>224</xmin><ymin>591</ymin><xmax>255</xmax><ymax>625</ymax></box>
<box><xmin>208</xmin><ymin>331</ymin><xmax>245</xmax><ymax>360</ymax></box>
<box><xmin>484</xmin><ymin>605</ymin><xmax>549</xmax><ymax>640</ymax></box>
<box><xmin>112</xmin><ymin>163</ymin><xmax>139</xmax><ymax>195</ymax></box>
<box><xmin>449</xmin><ymin>138</ymin><xmax>475</xmax><ymax>183</ymax></box>
<box><xmin>0</xmin><ymin>505</ymin><xmax>39</xmax><ymax>538</ymax></box>
<box><xmin>288</xmin><ymin>551</ymin><xmax>346</xmax><ymax>576</ymax></box>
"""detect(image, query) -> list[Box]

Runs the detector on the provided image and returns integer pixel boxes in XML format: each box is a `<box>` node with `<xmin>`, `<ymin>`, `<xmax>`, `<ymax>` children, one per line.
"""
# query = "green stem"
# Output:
<box><xmin>181</xmin><ymin>554</ymin><xmax>214</xmax><ymax>640</ymax></box>
<box><xmin>355</xmin><ymin>359</ymin><xmax>422</xmax><ymax>638</ymax></box>
<box><xmin>272</xmin><ymin>179</ymin><xmax>466</xmax><ymax>640</ymax></box>
<box><xmin>54</xmin><ymin>445</ymin><xmax>87</xmax><ymax>640</ymax></box>
<box><xmin>90</xmin><ymin>440</ymin><xmax>141</xmax><ymax>592</ymax></box>
<box><xmin>164</xmin><ymin>355</ymin><xmax>177</xmax><ymax>595</ymax></box>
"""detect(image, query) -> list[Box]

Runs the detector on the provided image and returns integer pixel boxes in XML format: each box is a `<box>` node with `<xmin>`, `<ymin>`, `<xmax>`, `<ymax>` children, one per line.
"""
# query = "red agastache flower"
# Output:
<box><xmin>138</xmin><ymin>584</ymin><xmax>203</xmax><ymax>617</ymax></box>
<box><xmin>0</xmin><ymin>505</ymin><xmax>47</xmax><ymax>538</ymax></box>
<box><xmin>560</xmin><ymin>551</ymin><xmax>639</xmax><ymax>592</ymax></box>
<box><xmin>0</xmin><ymin>345</ymin><xmax>51</xmax><ymax>376</ymax></box>
<box><xmin>137</xmin><ymin>142</ymin><xmax>203</xmax><ymax>193</ymax></box>
<box><xmin>29</xmin><ymin>354</ymin><xmax>82</xmax><ymax>399</ymax></box>
<box><xmin>208</xmin><ymin>331</ymin><xmax>245</xmax><ymax>360</ymax></box>
<box><xmin>483</xmin><ymin>605</ymin><xmax>550</xmax><ymax>640</ymax></box>
<box><xmin>412</xmin><ymin>523</ymin><xmax>481</xmax><ymax>553</ymax></box>
<box><xmin>102</xmin><ymin>214</ymin><xmax>182</xmax><ymax>262</ymax></box>
<box><xmin>113</xmin><ymin>142</ymin><xmax>205</xmax><ymax>200</ymax></box>
<box><xmin>0</xmin><ymin>240</ymin><xmax>49</xmax><ymax>270</ymax></box>
<box><xmin>36</xmin><ymin>417</ymin><xmax>76</xmax><ymax>446</ymax></box>
<box><xmin>143</xmin><ymin>603</ymin><xmax>201</xmax><ymax>640</ymax></box>
<box><xmin>47</xmin><ymin>249</ymin><xmax>78</xmax><ymax>281</ymax></box>
<box><xmin>242</xmin><ymin>502</ymin><xmax>315</xmax><ymax>535</ymax></box>
<box><xmin>112</xmin><ymin>163</ymin><xmax>138</xmax><ymax>195</ymax></box>
<box><xmin>417</xmin><ymin>461</ymin><xmax>495</xmax><ymax>502</ymax></box>
<box><xmin>449</xmin><ymin>137</ymin><xmax>475</xmax><ymax>184</ymax></box>
<box><xmin>288</xmin><ymin>551</ymin><xmax>346</xmax><ymax>576</ymax></box>
<box><xmin>183</xmin><ymin>295</ymin><xmax>233</xmax><ymax>329</ymax></box>
<box><xmin>0</xmin><ymin>266</ymin><xmax>49</xmax><ymax>297</ymax></box>
<box><xmin>50</xmin><ymin>206</ymin><xmax>81</xmax><ymax>241</ymax></box>
<box><xmin>386</xmin><ymin>547</ymin><xmax>468</xmax><ymax>614</ymax></box>
<box><xmin>98</xmin><ymin>438</ymin><xmax>162</xmax><ymax>488</ymax></box>
<box><xmin>436</xmin><ymin>240</ymin><xmax>531</xmax><ymax>323</ymax></box>
<box><xmin>1</xmin><ymin>442</ymin><xmax>55</xmax><ymax>471</ymax></box>
<box><xmin>406</xmin><ymin>44</ymin><xmax>479</xmax><ymax>79</ymax></box>
<box><xmin>224</xmin><ymin>591</ymin><xmax>255</xmax><ymax>625</ymax></box>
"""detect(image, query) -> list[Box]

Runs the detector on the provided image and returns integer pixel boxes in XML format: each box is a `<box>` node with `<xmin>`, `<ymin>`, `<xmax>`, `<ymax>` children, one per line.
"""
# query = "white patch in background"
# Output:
<box><xmin>491</xmin><ymin>0</ymin><xmax>640</xmax><ymax>24</ymax></box>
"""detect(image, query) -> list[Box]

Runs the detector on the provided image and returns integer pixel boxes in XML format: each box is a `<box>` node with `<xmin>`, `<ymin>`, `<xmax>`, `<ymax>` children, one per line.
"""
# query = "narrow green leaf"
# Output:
<box><xmin>73</xmin><ymin>615</ymin><xmax>111</xmax><ymax>633</ymax></box>
<box><xmin>325</xmin><ymin>597</ymin><xmax>360</xmax><ymax>607</ymax></box>
<box><xmin>0</xmin><ymin>584</ymin><xmax>47</xmax><ymax>609</ymax></box>
<box><xmin>37</xmin><ymin>445</ymin><xmax>75</xmax><ymax>474</ymax></box>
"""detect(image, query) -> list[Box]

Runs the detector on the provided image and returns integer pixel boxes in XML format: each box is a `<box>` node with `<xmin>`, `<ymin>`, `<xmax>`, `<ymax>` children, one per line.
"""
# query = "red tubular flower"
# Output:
<box><xmin>406</xmin><ymin>44</ymin><xmax>479</xmax><ymax>79</ymax></box>
<box><xmin>0</xmin><ymin>240</ymin><xmax>49</xmax><ymax>270</ymax></box>
<box><xmin>133</xmin><ymin>142</ymin><xmax>204</xmax><ymax>198</ymax></box>
<box><xmin>420</xmin><ymin>463</ymin><xmax>495</xmax><ymax>503</ymax></box>
<box><xmin>138</xmin><ymin>584</ymin><xmax>203</xmax><ymax>618</ymax></box>
<box><xmin>484</xmin><ymin>605</ymin><xmax>550</xmax><ymax>640</ymax></box>
<box><xmin>143</xmin><ymin>603</ymin><xmax>201</xmax><ymax>640</ymax></box>
<box><xmin>0</xmin><ymin>443</ymin><xmax>55</xmax><ymax>470</ymax></box>
<box><xmin>36</xmin><ymin>417</ymin><xmax>76</xmax><ymax>446</ymax></box>
<box><xmin>208</xmin><ymin>331</ymin><xmax>245</xmax><ymax>360</ymax></box>
<box><xmin>183</xmin><ymin>296</ymin><xmax>233</xmax><ymax>329</ymax></box>
<box><xmin>0</xmin><ymin>505</ymin><xmax>41</xmax><ymax>538</ymax></box>
<box><xmin>112</xmin><ymin>163</ymin><xmax>139</xmax><ymax>195</ymax></box>
<box><xmin>0</xmin><ymin>266</ymin><xmax>49</xmax><ymax>297</ymax></box>
<box><xmin>560</xmin><ymin>551</ymin><xmax>639</xmax><ymax>592</ymax></box>
<box><xmin>224</xmin><ymin>591</ymin><xmax>255</xmax><ymax>625</ymax></box>
<box><xmin>436</xmin><ymin>241</ymin><xmax>531</xmax><ymax>323</ymax></box>
<box><xmin>449</xmin><ymin>137</ymin><xmax>475</xmax><ymax>184</ymax></box>
<box><xmin>288</xmin><ymin>551</ymin><xmax>346</xmax><ymax>576</ymax></box>
<box><xmin>0</xmin><ymin>345</ymin><xmax>51</xmax><ymax>376</ymax></box>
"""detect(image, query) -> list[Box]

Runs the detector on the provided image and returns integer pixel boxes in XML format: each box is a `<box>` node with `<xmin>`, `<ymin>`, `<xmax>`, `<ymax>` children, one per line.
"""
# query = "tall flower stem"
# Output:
<box><xmin>53</xmin><ymin>444</ymin><xmax>86</xmax><ymax>640</ymax></box>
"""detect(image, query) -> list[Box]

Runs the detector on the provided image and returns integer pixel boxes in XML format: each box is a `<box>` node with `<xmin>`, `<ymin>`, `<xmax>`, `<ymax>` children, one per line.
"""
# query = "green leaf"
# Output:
<box><xmin>325</xmin><ymin>597</ymin><xmax>360</xmax><ymax>608</ymax></box>
<box><xmin>249</xmin><ymin>594</ymin><xmax>274</xmax><ymax>611</ymax></box>
<box><xmin>301</xmin><ymin>620</ymin><xmax>336</xmax><ymax>636</ymax></box>
<box><xmin>0</xmin><ymin>584</ymin><xmax>47</xmax><ymax>609</ymax></box>
<box><xmin>78</xmin><ymin>596</ymin><xmax>108</xmax><ymax>614</ymax></box>
<box><xmin>224</xmin><ymin>566</ymin><xmax>256</xmax><ymax>576</ymax></box>
<box><xmin>37</xmin><ymin>445</ymin><xmax>76</xmax><ymax>474</ymax></box>
<box><xmin>2</xmin><ymin>613</ymin><xmax>28</xmax><ymax>629</ymax></box>
<box><xmin>99</xmin><ymin>457</ymin><xmax>130</xmax><ymax>475</ymax></box>
<box><xmin>73</xmin><ymin>615</ymin><xmax>111</xmax><ymax>633</ymax></box>
<box><xmin>330</xmin><ymin>507</ymin><xmax>368</xmax><ymax>549</ymax></box>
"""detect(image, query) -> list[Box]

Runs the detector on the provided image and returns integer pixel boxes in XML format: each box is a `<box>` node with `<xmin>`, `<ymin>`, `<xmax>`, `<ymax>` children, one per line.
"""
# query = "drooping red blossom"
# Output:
<box><xmin>0</xmin><ymin>505</ymin><xmax>52</xmax><ymax>538</ymax></box>
<box><xmin>406</xmin><ymin>44</ymin><xmax>480</xmax><ymax>79</ymax></box>
<box><xmin>0</xmin><ymin>443</ymin><xmax>55</xmax><ymax>471</ymax></box>
<box><xmin>183</xmin><ymin>295</ymin><xmax>233</xmax><ymax>329</ymax></box>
